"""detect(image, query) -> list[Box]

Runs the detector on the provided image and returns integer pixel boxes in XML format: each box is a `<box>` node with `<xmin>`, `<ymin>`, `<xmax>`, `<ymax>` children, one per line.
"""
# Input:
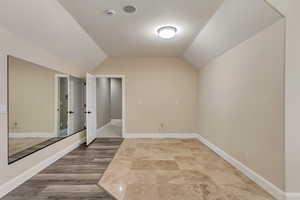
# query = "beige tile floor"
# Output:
<box><xmin>99</xmin><ymin>139</ymin><xmax>275</xmax><ymax>200</ymax></box>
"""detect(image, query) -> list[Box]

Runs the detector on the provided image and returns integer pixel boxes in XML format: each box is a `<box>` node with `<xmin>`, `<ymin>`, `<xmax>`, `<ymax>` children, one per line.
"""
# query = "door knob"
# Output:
<box><xmin>85</xmin><ymin>111</ymin><xmax>91</xmax><ymax>114</ymax></box>
<box><xmin>68</xmin><ymin>111</ymin><xmax>74</xmax><ymax>114</ymax></box>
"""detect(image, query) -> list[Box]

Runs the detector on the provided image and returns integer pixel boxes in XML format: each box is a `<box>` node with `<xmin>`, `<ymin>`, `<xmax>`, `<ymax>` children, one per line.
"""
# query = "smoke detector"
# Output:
<box><xmin>104</xmin><ymin>9</ymin><xmax>116</xmax><ymax>16</ymax></box>
<box><xmin>123</xmin><ymin>5</ymin><xmax>137</xmax><ymax>14</ymax></box>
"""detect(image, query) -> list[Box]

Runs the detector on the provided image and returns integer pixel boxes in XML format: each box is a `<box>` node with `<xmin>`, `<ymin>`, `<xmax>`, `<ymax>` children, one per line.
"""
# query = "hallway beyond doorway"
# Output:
<box><xmin>97</xmin><ymin>122</ymin><xmax>122</xmax><ymax>138</ymax></box>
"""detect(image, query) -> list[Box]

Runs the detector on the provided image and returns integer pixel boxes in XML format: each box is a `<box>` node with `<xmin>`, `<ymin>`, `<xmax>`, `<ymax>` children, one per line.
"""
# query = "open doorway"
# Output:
<box><xmin>96</xmin><ymin>77</ymin><xmax>123</xmax><ymax>138</ymax></box>
<box><xmin>86</xmin><ymin>74</ymin><xmax>125</xmax><ymax>145</ymax></box>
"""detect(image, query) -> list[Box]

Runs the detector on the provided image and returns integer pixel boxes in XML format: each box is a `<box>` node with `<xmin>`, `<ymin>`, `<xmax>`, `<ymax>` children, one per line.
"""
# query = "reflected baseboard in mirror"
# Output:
<box><xmin>7</xmin><ymin>55</ymin><xmax>86</xmax><ymax>164</ymax></box>
<box><xmin>8</xmin><ymin>130</ymin><xmax>85</xmax><ymax>164</ymax></box>
<box><xmin>9</xmin><ymin>137</ymin><xmax>51</xmax><ymax>156</ymax></box>
<box><xmin>9</xmin><ymin>137</ymin><xmax>63</xmax><ymax>163</ymax></box>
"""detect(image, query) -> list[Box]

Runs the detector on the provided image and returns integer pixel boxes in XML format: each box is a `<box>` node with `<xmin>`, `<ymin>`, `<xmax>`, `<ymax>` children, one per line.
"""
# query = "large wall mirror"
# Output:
<box><xmin>8</xmin><ymin>56</ymin><xmax>86</xmax><ymax>164</ymax></box>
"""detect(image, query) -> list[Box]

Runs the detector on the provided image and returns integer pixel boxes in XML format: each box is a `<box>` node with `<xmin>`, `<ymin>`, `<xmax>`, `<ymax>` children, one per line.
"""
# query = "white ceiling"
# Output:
<box><xmin>0</xmin><ymin>0</ymin><xmax>283</xmax><ymax>71</ymax></box>
<box><xmin>58</xmin><ymin>0</ymin><xmax>224</xmax><ymax>57</ymax></box>
<box><xmin>184</xmin><ymin>0</ymin><xmax>283</xmax><ymax>67</ymax></box>
<box><xmin>0</xmin><ymin>0</ymin><xmax>107</xmax><ymax>72</ymax></box>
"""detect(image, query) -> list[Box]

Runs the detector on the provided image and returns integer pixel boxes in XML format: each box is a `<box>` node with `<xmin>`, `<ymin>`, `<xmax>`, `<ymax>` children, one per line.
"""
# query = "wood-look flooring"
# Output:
<box><xmin>2</xmin><ymin>138</ymin><xmax>123</xmax><ymax>200</ymax></box>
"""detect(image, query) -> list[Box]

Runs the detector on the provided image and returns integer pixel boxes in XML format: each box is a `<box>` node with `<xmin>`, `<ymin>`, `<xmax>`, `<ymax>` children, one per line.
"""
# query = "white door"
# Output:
<box><xmin>86</xmin><ymin>73</ymin><xmax>97</xmax><ymax>145</ymax></box>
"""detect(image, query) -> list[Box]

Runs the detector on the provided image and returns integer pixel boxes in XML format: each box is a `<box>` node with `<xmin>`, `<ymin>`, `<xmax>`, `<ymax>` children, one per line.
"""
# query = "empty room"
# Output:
<box><xmin>0</xmin><ymin>0</ymin><xmax>300</xmax><ymax>200</ymax></box>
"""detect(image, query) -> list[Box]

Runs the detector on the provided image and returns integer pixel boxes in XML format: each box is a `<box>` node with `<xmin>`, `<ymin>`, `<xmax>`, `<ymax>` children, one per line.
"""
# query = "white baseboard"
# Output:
<box><xmin>124</xmin><ymin>133</ymin><xmax>198</xmax><ymax>139</ymax></box>
<box><xmin>0</xmin><ymin>138</ymin><xmax>85</xmax><ymax>199</ymax></box>
<box><xmin>196</xmin><ymin>135</ymin><xmax>286</xmax><ymax>200</ymax></box>
<box><xmin>10</xmin><ymin>132</ymin><xmax>56</xmax><ymax>138</ymax></box>
<box><xmin>96</xmin><ymin>122</ymin><xmax>111</xmax><ymax>137</ymax></box>
<box><xmin>286</xmin><ymin>193</ymin><xmax>300</xmax><ymax>200</ymax></box>
<box><xmin>110</xmin><ymin>119</ymin><xmax>122</xmax><ymax>126</ymax></box>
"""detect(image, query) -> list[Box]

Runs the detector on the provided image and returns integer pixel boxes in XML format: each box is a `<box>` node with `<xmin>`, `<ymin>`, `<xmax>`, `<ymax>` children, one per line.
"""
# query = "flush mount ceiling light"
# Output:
<box><xmin>157</xmin><ymin>26</ymin><xmax>178</xmax><ymax>39</ymax></box>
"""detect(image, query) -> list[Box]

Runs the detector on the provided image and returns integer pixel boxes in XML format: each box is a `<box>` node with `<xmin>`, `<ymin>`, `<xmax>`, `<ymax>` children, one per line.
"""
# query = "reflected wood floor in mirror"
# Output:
<box><xmin>3</xmin><ymin>138</ymin><xmax>123</xmax><ymax>200</ymax></box>
<box><xmin>9</xmin><ymin>137</ymin><xmax>65</xmax><ymax>164</ymax></box>
<box><xmin>9</xmin><ymin>138</ymin><xmax>51</xmax><ymax>156</ymax></box>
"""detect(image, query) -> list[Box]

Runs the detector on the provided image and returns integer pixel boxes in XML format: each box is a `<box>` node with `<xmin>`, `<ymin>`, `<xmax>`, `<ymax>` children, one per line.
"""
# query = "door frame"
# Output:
<box><xmin>94</xmin><ymin>74</ymin><xmax>127</xmax><ymax>138</ymax></box>
<box><xmin>54</xmin><ymin>74</ymin><xmax>69</xmax><ymax>137</ymax></box>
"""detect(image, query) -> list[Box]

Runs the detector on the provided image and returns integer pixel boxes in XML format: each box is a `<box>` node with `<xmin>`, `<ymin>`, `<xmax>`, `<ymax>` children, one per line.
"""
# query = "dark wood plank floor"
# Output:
<box><xmin>2</xmin><ymin>138</ymin><xmax>123</xmax><ymax>200</ymax></box>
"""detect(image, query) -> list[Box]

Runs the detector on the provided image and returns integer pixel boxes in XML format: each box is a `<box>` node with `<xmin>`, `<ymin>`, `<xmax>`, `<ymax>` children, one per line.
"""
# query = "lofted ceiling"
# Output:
<box><xmin>0</xmin><ymin>0</ymin><xmax>107</xmax><ymax>72</ymax></box>
<box><xmin>0</xmin><ymin>0</ymin><xmax>283</xmax><ymax>71</ymax></box>
<box><xmin>184</xmin><ymin>0</ymin><xmax>283</xmax><ymax>67</ymax></box>
<box><xmin>58</xmin><ymin>0</ymin><xmax>224</xmax><ymax>57</ymax></box>
<box><xmin>58</xmin><ymin>0</ymin><xmax>282</xmax><ymax>67</ymax></box>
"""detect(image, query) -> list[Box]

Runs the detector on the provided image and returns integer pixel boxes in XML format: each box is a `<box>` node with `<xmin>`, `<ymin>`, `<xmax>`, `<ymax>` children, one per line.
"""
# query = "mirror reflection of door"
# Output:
<box><xmin>57</xmin><ymin>76</ymin><xmax>68</xmax><ymax>137</ymax></box>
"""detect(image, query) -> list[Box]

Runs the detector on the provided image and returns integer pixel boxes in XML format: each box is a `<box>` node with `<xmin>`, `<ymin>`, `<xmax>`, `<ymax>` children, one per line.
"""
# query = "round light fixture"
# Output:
<box><xmin>157</xmin><ymin>26</ymin><xmax>177</xmax><ymax>39</ymax></box>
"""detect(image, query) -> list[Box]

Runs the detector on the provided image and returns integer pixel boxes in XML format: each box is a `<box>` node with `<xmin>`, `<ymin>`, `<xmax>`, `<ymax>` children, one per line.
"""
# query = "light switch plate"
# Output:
<box><xmin>0</xmin><ymin>104</ymin><xmax>7</xmax><ymax>114</ymax></box>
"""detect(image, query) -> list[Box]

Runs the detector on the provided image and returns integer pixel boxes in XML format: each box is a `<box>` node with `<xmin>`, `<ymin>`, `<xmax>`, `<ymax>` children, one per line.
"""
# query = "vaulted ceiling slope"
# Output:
<box><xmin>58</xmin><ymin>0</ymin><xmax>283</xmax><ymax>68</ymax></box>
<box><xmin>0</xmin><ymin>0</ymin><xmax>107</xmax><ymax>73</ymax></box>
<box><xmin>58</xmin><ymin>0</ymin><xmax>224</xmax><ymax>57</ymax></box>
<box><xmin>0</xmin><ymin>0</ymin><xmax>283</xmax><ymax>71</ymax></box>
<box><xmin>184</xmin><ymin>0</ymin><xmax>283</xmax><ymax>68</ymax></box>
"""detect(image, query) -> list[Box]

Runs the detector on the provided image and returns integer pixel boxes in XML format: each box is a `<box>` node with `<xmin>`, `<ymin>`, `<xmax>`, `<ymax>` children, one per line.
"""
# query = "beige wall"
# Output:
<box><xmin>9</xmin><ymin>56</ymin><xmax>59</xmax><ymax>134</ymax></box>
<box><xmin>92</xmin><ymin>57</ymin><xmax>198</xmax><ymax>134</ymax></box>
<box><xmin>96</xmin><ymin>78</ymin><xmax>111</xmax><ymax>129</ymax></box>
<box><xmin>197</xmin><ymin>20</ymin><xmax>285</xmax><ymax>190</ymax></box>
<box><xmin>265</xmin><ymin>0</ymin><xmax>300</xmax><ymax>193</ymax></box>
<box><xmin>110</xmin><ymin>78</ymin><xmax>122</xmax><ymax>119</ymax></box>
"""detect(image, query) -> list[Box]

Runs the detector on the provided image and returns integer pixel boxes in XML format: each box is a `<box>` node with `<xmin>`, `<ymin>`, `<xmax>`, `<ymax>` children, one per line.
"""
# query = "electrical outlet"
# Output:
<box><xmin>160</xmin><ymin>123</ymin><xmax>164</xmax><ymax>129</ymax></box>
<box><xmin>158</xmin><ymin>123</ymin><xmax>165</xmax><ymax>133</ymax></box>
<box><xmin>245</xmin><ymin>151</ymin><xmax>250</xmax><ymax>158</ymax></box>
